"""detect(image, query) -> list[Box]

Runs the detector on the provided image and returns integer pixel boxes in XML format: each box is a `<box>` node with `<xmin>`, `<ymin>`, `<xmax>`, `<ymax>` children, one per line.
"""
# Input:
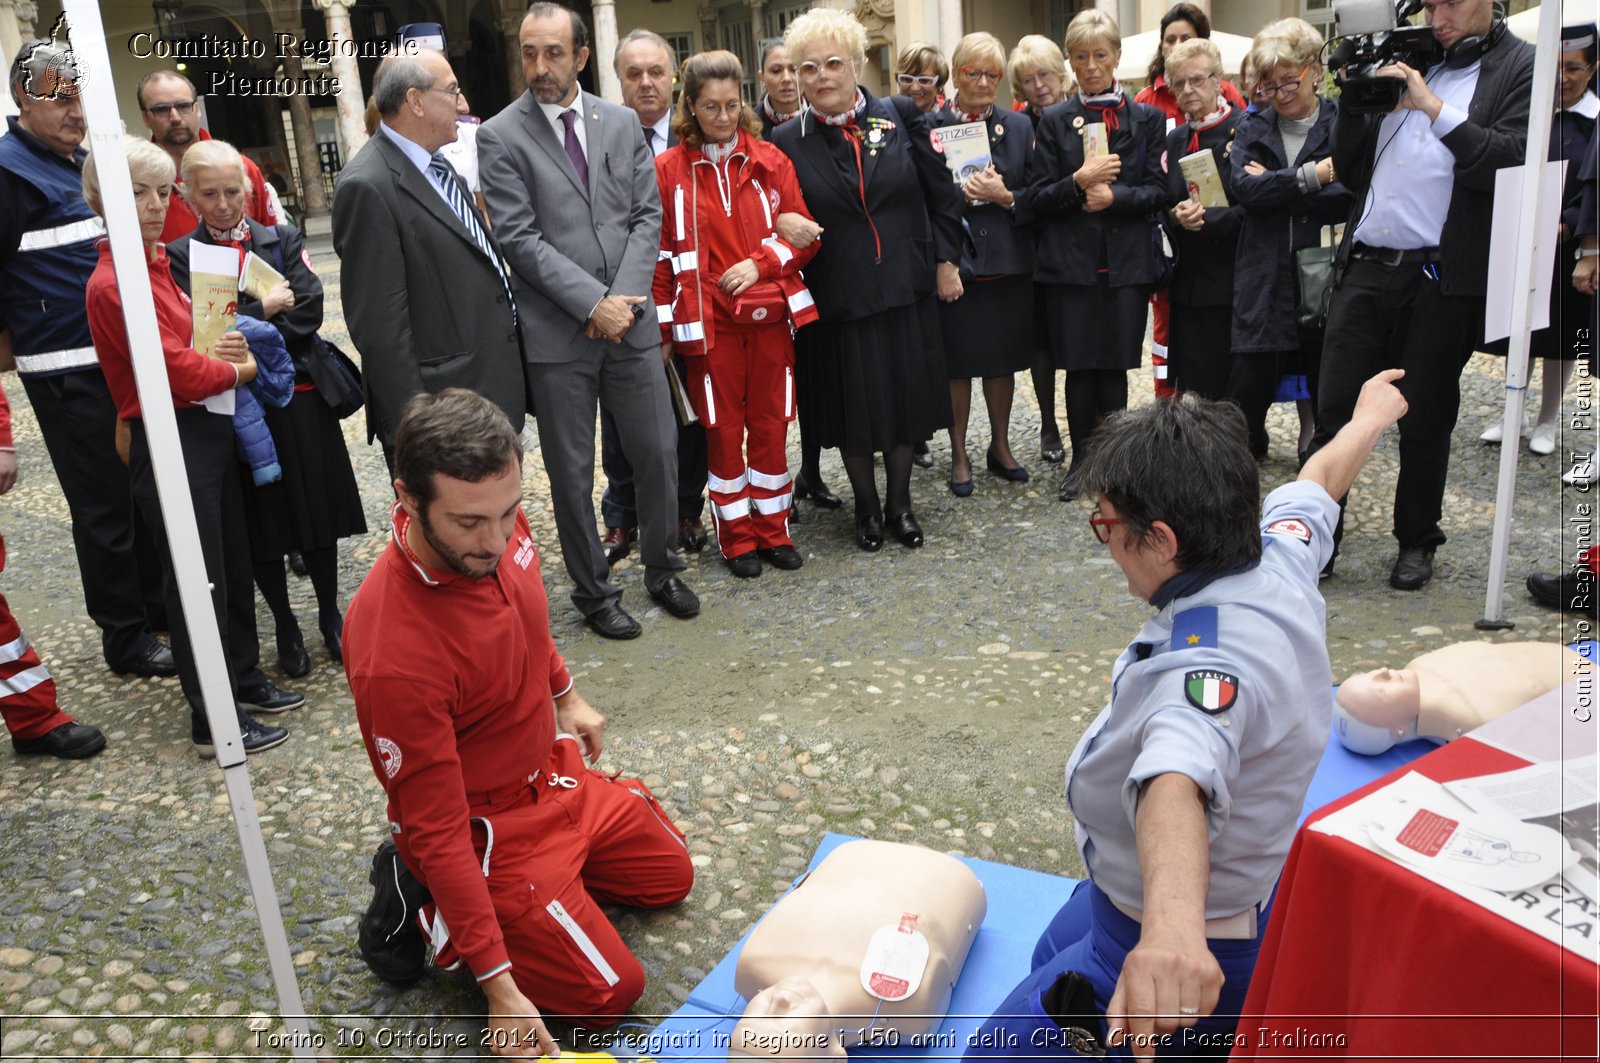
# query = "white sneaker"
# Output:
<box><xmin>1565</xmin><ymin>449</ymin><xmax>1596</xmax><ymax>486</ymax></box>
<box><xmin>1529</xmin><ymin>423</ymin><xmax>1557</xmax><ymax>456</ymax></box>
<box><xmin>1479</xmin><ymin>420</ymin><xmax>1505</xmax><ymax>443</ymax></box>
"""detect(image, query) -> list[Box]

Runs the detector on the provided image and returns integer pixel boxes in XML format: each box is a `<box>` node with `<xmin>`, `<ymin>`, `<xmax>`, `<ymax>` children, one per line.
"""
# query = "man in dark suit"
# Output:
<box><xmin>598</xmin><ymin>27</ymin><xmax>709</xmax><ymax>566</ymax></box>
<box><xmin>478</xmin><ymin>3</ymin><xmax>698</xmax><ymax>640</ymax></box>
<box><xmin>332</xmin><ymin>49</ymin><xmax>526</xmax><ymax>460</ymax></box>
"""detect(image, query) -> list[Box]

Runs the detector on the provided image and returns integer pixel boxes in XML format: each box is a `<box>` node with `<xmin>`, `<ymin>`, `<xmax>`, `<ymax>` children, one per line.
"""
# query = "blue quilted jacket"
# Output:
<box><xmin>231</xmin><ymin>315</ymin><xmax>294</xmax><ymax>485</ymax></box>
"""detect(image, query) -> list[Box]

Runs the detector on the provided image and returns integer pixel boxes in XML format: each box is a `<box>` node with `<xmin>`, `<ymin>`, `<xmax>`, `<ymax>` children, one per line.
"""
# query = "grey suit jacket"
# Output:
<box><xmin>478</xmin><ymin>90</ymin><xmax>663</xmax><ymax>363</ymax></box>
<box><xmin>331</xmin><ymin>130</ymin><xmax>526</xmax><ymax>445</ymax></box>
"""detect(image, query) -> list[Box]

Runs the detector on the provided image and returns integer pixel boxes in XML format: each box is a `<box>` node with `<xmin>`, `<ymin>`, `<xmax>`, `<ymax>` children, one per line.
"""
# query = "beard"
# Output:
<box><xmin>530</xmin><ymin>72</ymin><xmax>575</xmax><ymax>105</ymax></box>
<box><xmin>417</xmin><ymin>506</ymin><xmax>500</xmax><ymax>579</ymax></box>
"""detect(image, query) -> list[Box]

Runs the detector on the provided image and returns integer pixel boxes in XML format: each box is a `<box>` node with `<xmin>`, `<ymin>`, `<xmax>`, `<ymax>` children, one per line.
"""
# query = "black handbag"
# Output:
<box><xmin>304</xmin><ymin>334</ymin><xmax>364</xmax><ymax>419</ymax></box>
<box><xmin>1294</xmin><ymin>243</ymin><xmax>1336</xmax><ymax>330</ymax></box>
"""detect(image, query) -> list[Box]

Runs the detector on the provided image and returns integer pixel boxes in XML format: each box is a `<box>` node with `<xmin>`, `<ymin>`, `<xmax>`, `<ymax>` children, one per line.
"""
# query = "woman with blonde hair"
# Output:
<box><xmin>653</xmin><ymin>51</ymin><xmax>820</xmax><ymax>576</ymax></box>
<box><xmin>931</xmin><ymin>31</ymin><xmax>1034</xmax><ymax>494</ymax></box>
<box><xmin>772</xmin><ymin>7</ymin><xmax>964</xmax><ymax>550</ymax></box>
<box><xmin>895</xmin><ymin>40</ymin><xmax>948</xmax><ymax>113</ymax></box>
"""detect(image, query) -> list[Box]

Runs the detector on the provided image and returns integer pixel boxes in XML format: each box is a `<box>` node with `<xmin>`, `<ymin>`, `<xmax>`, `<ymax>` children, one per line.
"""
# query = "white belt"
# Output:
<box><xmin>14</xmin><ymin>346</ymin><xmax>99</xmax><ymax>374</ymax></box>
<box><xmin>1110</xmin><ymin>896</ymin><xmax>1263</xmax><ymax>941</ymax></box>
<box><xmin>18</xmin><ymin>216</ymin><xmax>105</xmax><ymax>251</ymax></box>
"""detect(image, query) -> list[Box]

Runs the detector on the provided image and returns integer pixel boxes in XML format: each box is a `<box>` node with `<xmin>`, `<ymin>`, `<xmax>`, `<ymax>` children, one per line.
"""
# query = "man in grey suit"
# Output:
<box><xmin>332</xmin><ymin>49</ymin><xmax>526</xmax><ymax>460</ymax></box>
<box><xmin>478</xmin><ymin>2</ymin><xmax>698</xmax><ymax>640</ymax></box>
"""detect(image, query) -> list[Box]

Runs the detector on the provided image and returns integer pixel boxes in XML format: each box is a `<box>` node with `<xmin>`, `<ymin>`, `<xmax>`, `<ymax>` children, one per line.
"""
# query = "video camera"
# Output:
<box><xmin>1328</xmin><ymin>0</ymin><xmax>1444</xmax><ymax>114</ymax></box>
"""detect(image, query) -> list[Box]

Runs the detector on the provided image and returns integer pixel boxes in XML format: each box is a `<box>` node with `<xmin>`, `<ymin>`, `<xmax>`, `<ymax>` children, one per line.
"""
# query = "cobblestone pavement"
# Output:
<box><xmin>0</xmin><ymin>233</ymin><xmax>1592</xmax><ymax>1059</ymax></box>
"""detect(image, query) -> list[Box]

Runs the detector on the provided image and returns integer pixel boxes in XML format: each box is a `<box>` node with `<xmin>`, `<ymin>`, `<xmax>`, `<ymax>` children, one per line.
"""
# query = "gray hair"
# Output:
<box><xmin>615</xmin><ymin>27</ymin><xmax>676</xmax><ymax>75</ymax></box>
<box><xmin>10</xmin><ymin>41</ymin><xmax>78</xmax><ymax>106</ymax></box>
<box><xmin>180</xmin><ymin>138</ymin><xmax>246</xmax><ymax>189</ymax></box>
<box><xmin>372</xmin><ymin>54</ymin><xmax>434</xmax><ymax>118</ymax></box>
<box><xmin>82</xmin><ymin>135</ymin><xmax>176</xmax><ymax>217</ymax></box>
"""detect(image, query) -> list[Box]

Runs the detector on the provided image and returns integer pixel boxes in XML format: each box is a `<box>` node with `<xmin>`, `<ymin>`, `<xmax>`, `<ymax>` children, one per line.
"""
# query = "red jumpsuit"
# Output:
<box><xmin>0</xmin><ymin>380</ymin><xmax>73</xmax><ymax>743</ymax></box>
<box><xmin>653</xmin><ymin>131</ymin><xmax>820</xmax><ymax>560</ymax></box>
<box><xmin>344</xmin><ymin>504</ymin><xmax>692</xmax><ymax>1022</ymax></box>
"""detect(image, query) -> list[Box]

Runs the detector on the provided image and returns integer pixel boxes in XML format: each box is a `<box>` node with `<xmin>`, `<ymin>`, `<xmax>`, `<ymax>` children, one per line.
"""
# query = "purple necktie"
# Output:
<box><xmin>560</xmin><ymin>108</ymin><xmax>588</xmax><ymax>186</ymax></box>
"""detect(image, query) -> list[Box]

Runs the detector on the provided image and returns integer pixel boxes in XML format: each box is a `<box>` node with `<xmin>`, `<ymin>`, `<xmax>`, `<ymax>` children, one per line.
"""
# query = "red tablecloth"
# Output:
<box><xmin>1234</xmin><ymin>736</ymin><xmax>1599</xmax><ymax>1062</ymax></box>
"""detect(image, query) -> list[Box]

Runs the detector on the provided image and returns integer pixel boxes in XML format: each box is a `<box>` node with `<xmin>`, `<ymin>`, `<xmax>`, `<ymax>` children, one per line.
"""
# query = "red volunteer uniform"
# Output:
<box><xmin>653</xmin><ymin>130</ymin><xmax>819</xmax><ymax>559</ymax></box>
<box><xmin>344</xmin><ymin>504</ymin><xmax>692</xmax><ymax>1021</ymax></box>
<box><xmin>0</xmin><ymin>380</ymin><xmax>73</xmax><ymax>743</ymax></box>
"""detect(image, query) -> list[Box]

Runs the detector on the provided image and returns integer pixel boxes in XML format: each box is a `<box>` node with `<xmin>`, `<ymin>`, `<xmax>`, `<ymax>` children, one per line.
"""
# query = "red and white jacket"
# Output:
<box><xmin>652</xmin><ymin>130</ymin><xmax>820</xmax><ymax>356</ymax></box>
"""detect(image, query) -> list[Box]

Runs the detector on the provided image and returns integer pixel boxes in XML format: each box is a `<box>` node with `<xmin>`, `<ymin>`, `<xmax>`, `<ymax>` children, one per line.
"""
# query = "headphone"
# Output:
<box><xmin>1442</xmin><ymin>12</ymin><xmax>1509</xmax><ymax>70</ymax></box>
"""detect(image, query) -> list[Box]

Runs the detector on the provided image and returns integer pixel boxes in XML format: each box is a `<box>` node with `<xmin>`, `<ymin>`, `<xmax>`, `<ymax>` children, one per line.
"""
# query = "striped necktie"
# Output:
<box><xmin>428</xmin><ymin>153</ymin><xmax>516</xmax><ymax>322</ymax></box>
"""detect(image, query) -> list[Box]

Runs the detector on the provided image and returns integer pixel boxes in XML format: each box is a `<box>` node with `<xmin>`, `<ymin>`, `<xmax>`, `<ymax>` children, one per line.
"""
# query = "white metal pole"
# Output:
<box><xmin>1479</xmin><ymin>4</ymin><xmax>1565</xmax><ymax>629</ymax></box>
<box><xmin>61</xmin><ymin>3</ymin><xmax>315</xmax><ymax>1055</ymax></box>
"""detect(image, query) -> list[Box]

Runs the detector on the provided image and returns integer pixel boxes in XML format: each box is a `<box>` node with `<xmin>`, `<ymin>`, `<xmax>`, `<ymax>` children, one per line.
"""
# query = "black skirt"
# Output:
<box><xmin>1040</xmin><ymin>278</ymin><xmax>1149</xmax><ymax>372</ymax></box>
<box><xmin>1483</xmin><ymin>240</ymin><xmax>1596</xmax><ymax>361</ymax></box>
<box><xmin>938</xmin><ymin>274</ymin><xmax>1033</xmax><ymax>378</ymax></box>
<box><xmin>795</xmin><ymin>297</ymin><xmax>953</xmax><ymax>454</ymax></box>
<box><xmin>239</xmin><ymin>386</ymin><xmax>367</xmax><ymax>562</ymax></box>
<box><xmin>1168</xmin><ymin>303</ymin><xmax>1234</xmax><ymax>400</ymax></box>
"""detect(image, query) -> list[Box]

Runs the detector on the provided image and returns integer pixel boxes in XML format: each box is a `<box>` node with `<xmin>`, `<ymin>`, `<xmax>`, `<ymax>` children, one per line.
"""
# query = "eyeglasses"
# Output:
<box><xmin>896</xmin><ymin>72</ymin><xmax>939</xmax><ymax>88</ymax></box>
<box><xmin>1254</xmin><ymin>65</ymin><xmax>1312</xmax><ymax>102</ymax></box>
<box><xmin>959</xmin><ymin>68</ymin><xmax>1003</xmax><ymax>83</ymax></box>
<box><xmin>799</xmin><ymin>56</ymin><xmax>851</xmax><ymax>78</ymax></box>
<box><xmin>1089</xmin><ymin>507</ymin><xmax>1122</xmax><ymax>545</ymax></box>
<box><xmin>695</xmin><ymin>100</ymin><xmax>744</xmax><ymax>118</ymax></box>
<box><xmin>1020</xmin><ymin>73</ymin><xmax>1061</xmax><ymax>89</ymax></box>
<box><xmin>426</xmin><ymin>85</ymin><xmax>465</xmax><ymax>103</ymax></box>
<box><xmin>143</xmin><ymin>99</ymin><xmax>196</xmax><ymax>118</ymax></box>
<box><xmin>1170</xmin><ymin>73</ymin><xmax>1218</xmax><ymax>93</ymax></box>
<box><xmin>1562</xmin><ymin>61</ymin><xmax>1598</xmax><ymax>78</ymax></box>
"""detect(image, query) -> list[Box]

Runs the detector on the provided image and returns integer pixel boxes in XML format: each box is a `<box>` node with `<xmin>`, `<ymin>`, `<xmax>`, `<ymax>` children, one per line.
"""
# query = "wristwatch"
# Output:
<box><xmin>1577</xmin><ymin>246</ymin><xmax>1600</xmax><ymax>260</ymax></box>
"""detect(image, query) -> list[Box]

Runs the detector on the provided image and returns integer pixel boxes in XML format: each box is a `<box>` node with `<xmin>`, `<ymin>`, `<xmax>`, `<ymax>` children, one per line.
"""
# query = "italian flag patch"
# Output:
<box><xmin>1184</xmin><ymin>670</ymin><xmax>1239</xmax><ymax>714</ymax></box>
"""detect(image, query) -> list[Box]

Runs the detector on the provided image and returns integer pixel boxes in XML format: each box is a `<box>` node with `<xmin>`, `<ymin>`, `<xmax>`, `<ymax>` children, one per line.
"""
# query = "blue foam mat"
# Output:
<box><xmin>1299</xmin><ymin>718</ymin><xmax>1433</xmax><ymax>827</ymax></box>
<box><xmin>637</xmin><ymin>833</ymin><xmax>1078</xmax><ymax>1060</ymax></box>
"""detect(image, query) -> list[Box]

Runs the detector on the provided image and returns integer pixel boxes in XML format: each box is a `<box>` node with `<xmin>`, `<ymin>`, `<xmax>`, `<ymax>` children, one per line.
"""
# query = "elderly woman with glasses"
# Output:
<box><xmin>1008</xmin><ymin>33</ymin><xmax>1071</xmax><ymax>466</ymax></box>
<box><xmin>81</xmin><ymin>134</ymin><xmax>294</xmax><ymax>757</ymax></box>
<box><xmin>771</xmin><ymin>8</ymin><xmax>964</xmax><ymax>551</ymax></box>
<box><xmin>1230</xmin><ymin>19</ymin><xmax>1351</xmax><ymax>461</ymax></box>
<box><xmin>651</xmin><ymin>51</ymin><xmax>820</xmax><ymax>577</ymax></box>
<box><xmin>1161</xmin><ymin>38</ymin><xmax>1248</xmax><ymax>403</ymax></box>
<box><xmin>1023</xmin><ymin>10</ymin><xmax>1167</xmax><ymax>502</ymax></box>
<box><xmin>966</xmin><ymin>372</ymin><xmax>1408</xmax><ymax>1062</ymax></box>
<box><xmin>929</xmin><ymin>31</ymin><xmax>1035</xmax><ymax>495</ymax></box>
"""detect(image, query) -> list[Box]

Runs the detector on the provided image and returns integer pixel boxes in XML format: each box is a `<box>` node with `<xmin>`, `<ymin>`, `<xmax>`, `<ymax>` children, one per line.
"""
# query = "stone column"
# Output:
<box><xmin>312</xmin><ymin>0</ymin><xmax>367</xmax><ymax>166</ymax></box>
<box><xmin>592</xmin><ymin>0</ymin><xmax>620</xmax><ymax>103</ymax></box>
<box><xmin>749</xmin><ymin>0</ymin><xmax>766</xmax><ymax>56</ymax></box>
<box><xmin>0</xmin><ymin>2</ymin><xmax>21</xmax><ymax>120</ymax></box>
<box><xmin>698</xmin><ymin>5</ymin><xmax>718</xmax><ymax>55</ymax></box>
<box><xmin>500</xmin><ymin>14</ymin><xmax>525</xmax><ymax>101</ymax></box>
<box><xmin>265</xmin><ymin>1</ymin><xmax>328</xmax><ymax>217</ymax></box>
<box><xmin>937</xmin><ymin>0</ymin><xmax>961</xmax><ymax>51</ymax></box>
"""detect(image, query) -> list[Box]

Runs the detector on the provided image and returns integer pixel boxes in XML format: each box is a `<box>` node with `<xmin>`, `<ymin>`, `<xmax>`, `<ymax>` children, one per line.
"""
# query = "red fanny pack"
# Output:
<box><xmin>715</xmin><ymin>281</ymin><xmax>787</xmax><ymax>325</ymax></box>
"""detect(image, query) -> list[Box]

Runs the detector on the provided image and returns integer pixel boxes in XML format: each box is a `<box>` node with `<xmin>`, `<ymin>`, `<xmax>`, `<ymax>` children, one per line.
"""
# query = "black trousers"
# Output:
<box><xmin>1311</xmin><ymin>258</ymin><xmax>1480</xmax><ymax>550</ymax></box>
<box><xmin>18</xmin><ymin>369</ymin><xmax>164</xmax><ymax>665</ymax></box>
<box><xmin>128</xmin><ymin>410</ymin><xmax>265</xmax><ymax>712</ymax></box>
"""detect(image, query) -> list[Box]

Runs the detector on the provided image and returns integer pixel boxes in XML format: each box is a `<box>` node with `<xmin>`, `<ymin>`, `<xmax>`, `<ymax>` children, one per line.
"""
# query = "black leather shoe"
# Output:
<box><xmin>238</xmin><ymin>679</ymin><xmax>305</xmax><ymax>714</ymax></box>
<box><xmin>887</xmin><ymin>511</ymin><xmax>924</xmax><ymax>548</ymax></box>
<box><xmin>12</xmin><ymin>721</ymin><xmax>106</xmax><ymax>759</ymax></box>
<box><xmin>758</xmin><ymin>545</ymin><xmax>804</xmax><ymax>570</ymax></box>
<box><xmin>794</xmin><ymin>471</ymin><xmax>843</xmax><ymax>508</ymax></box>
<box><xmin>678</xmin><ymin>516</ymin><xmax>708</xmax><ymax>553</ymax></box>
<box><xmin>1389</xmin><ymin>547</ymin><xmax>1436</xmax><ymax>591</ymax></box>
<box><xmin>110</xmin><ymin>640</ymin><xmax>177</xmax><ymax>678</ymax></box>
<box><xmin>726</xmin><ymin>551</ymin><xmax>763</xmax><ymax>578</ymax></box>
<box><xmin>1058</xmin><ymin>466</ymin><xmax>1084</xmax><ymax>503</ymax></box>
<box><xmin>856</xmin><ymin>515</ymin><xmax>884</xmax><ymax>552</ymax></box>
<box><xmin>986</xmin><ymin>446</ymin><xmax>1030</xmax><ymax>483</ymax></box>
<box><xmin>193</xmin><ymin>713</ymin><xmax>289</xmax><ymax>758</ymax></box>
<box><xmin>1527</xmin><ymin>571</ymin><xmax>1598</xmax><ymax>617</ymax></box>
<box><xmin>320</xmin><ymin>613</ymin><xmax>344</xmax><ymax>665</ymax></box>
<box><xmin>1041</xmin><ymin>434</ymin><xmax>1066</xmax><ymax>465</ymax></box>
<box><xmin>912</xmin><ymin>441</ymin><xmax>935</xmax><ymax>469</ymax></box>
<box><xmin>359</xmin><ymin>839</ymin><xmax>431</xmax><ymax>986</ymax></box>
<box><xmin>277</xmin><ymin>630</ymin><xmax>311</xmax><ymax>679</ymax></box>
<box><xmin>601</xmin><ymin>525</ymin><xmax>637</xmax><ymax>565</ymax></box>
<box><xmin>586</xmin><ymin>602</ymin><xmax>642</xmax><ymax>639</ymax></box>
<box><xmin>649</xmin><ymin>576</ymin><xmax>701</xmax><ymax>619</ymax></box>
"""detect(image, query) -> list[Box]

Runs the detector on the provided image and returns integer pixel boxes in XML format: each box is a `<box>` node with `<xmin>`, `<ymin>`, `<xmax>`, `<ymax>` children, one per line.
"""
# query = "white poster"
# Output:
<box><xmin>1484</xmin><ymin>160</ymin><xmax>1565</xmax><ymax>343</ymax></box>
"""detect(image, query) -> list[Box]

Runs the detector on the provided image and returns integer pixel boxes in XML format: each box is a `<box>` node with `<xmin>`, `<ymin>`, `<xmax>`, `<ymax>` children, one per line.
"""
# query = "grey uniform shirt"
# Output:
<box><xmin>1065</xmin><ymin>480</ymin><xmax>1340</xmax><ymax>919</ymax></box>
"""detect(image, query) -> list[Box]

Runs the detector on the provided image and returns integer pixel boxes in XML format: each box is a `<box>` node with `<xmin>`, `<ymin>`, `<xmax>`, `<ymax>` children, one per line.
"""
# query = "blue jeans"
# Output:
<box><xmin>964</xmin><ymin>882</ymin><xmax>1266</xmax><ymax>1060</ymax></box>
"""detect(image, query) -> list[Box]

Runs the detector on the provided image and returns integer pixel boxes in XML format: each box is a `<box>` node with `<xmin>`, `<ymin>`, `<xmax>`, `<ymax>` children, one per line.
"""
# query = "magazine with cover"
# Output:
<box><xmin>932</xmin><ymin>120</ymin><xmax>991</xmax><ymax>184</ymax></box>
<box><xmin>1081</xmin><ymin>122</ymin><xmax>1108</xmax><ymax>160</ymax></box>
<box><xmin>239</xmin><ymin>251</ymin><xmax>286</xmax><ymax>301</ymax></box>
<box><xmin>1178</xmin><ymin>149</ymin><xmax>1229</xmax><ymax>208</ymax></box>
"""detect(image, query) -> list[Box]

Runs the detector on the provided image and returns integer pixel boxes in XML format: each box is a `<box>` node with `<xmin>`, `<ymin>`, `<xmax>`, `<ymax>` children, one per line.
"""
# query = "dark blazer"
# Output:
<box><xmin>1331</xmin><ymin>29</ymin><xmax>1535</xmax><ymax>298</ymax></box>
<box><xmin>1230</xmin><ymin>99</ymin><xmax>1353</xmax><ymax>353</ymax></box>
<box><xmin>929</xmin><ymin>105</ymin><xmax>1034</xmax><ymax>278</ymax></box>
<box><xmin>1163</xmin><ymin>110</ymin><xmax>1248</xmax><ymax>309</ymax></box>
<box><xmin>1022</xmin><ymin>96</ymin><xmax>1168</xmax><ymax>287</ymax></box>
<box><xmin>331</xmin><ymin>130</ymin><xmax>526</xmax><ymax>446</ymax></box>
<box><xmin>168</xmin><ymin>219</ymin><xmax>323</xmax><ymax>371</ymax></box>
<box><xmin>771</xmin><ymin>91</ymin><xmax>963</xmax><ymax>322</ymax></box>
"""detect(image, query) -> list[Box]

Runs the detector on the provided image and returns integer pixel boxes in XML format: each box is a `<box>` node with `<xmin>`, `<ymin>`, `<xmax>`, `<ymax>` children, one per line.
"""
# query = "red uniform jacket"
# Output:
<box><xmin>652</xmin><ymin>130</ymin><xmax>820</xmax><ymax>356</ymax></box>
<box><xmin>345</xmin><ymin>504</ymin><xmax>573</xmax><ymax>982</ymax></box>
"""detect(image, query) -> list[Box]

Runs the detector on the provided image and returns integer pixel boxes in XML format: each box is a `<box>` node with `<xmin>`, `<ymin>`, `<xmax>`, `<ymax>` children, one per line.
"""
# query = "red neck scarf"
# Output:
<box><xmin>1079</xmin><ymin>84</ymin><xmax>1127</xmax><ymax>131</ymax></box>
<box><xmin>1185</xmin><ymin>102</ymin><xmax>1233</xmax><ymax>154</ymax></box>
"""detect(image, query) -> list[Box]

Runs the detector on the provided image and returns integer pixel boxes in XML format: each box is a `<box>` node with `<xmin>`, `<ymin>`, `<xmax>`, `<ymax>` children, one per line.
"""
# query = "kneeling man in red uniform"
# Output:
<box><xmin>345</xmin><ymin>389</ymin><xmax>693</xmax><ymax>1053</ymax></box>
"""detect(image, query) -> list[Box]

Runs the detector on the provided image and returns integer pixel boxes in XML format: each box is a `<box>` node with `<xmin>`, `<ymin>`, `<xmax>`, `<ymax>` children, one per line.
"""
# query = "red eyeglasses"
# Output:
<box><xmin>1089</xmin><ymin>507</ymin><xmax>1122</xmax><ymax>544</ymax></box>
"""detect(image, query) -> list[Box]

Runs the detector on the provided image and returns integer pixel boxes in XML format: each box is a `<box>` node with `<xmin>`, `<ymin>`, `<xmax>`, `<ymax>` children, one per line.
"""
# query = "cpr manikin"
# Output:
<box><xmin>1334</xmin><ymin>641</ymin><xmax>1590</xmax><ymax>754</ymax></box>
<box><xmin>727</xmin><ymin>839</ymin><xmax>987</xmax><ymax>1059</ymax></box>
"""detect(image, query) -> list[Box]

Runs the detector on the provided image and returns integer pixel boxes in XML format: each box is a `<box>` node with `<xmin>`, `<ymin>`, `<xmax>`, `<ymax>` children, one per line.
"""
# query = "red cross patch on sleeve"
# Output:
<box><xmin>1266</xmin><ymin>517</ymin><xmax>1312</xmax><ymax>546</ymax></box>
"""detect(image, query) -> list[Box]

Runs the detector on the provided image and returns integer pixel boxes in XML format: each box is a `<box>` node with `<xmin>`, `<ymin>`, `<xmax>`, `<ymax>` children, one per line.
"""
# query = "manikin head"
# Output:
<box><xmin>1334</xmin><ymin>667</ymin><xmax>1423</xmax><ymax>754</ymax></box>
<box><xmin>729</xmin><ymin>976</ymin><xmax>846</xmax><ymax>1060</ymax></box>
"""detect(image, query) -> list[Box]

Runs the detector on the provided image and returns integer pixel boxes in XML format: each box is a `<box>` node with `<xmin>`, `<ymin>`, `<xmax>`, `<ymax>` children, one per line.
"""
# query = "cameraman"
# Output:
<box><xmin>1312</xmin><ymin>0</ymin><xmax>1533</xmax><ymax>589</ymax></box>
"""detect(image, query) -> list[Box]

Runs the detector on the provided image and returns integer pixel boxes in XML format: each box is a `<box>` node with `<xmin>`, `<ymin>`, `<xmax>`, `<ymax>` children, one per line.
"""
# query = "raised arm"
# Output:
<box><xmin>1300</xmin><ymin>368</ymin><xmax>1409</xmax><ymax>499</ymax></box>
